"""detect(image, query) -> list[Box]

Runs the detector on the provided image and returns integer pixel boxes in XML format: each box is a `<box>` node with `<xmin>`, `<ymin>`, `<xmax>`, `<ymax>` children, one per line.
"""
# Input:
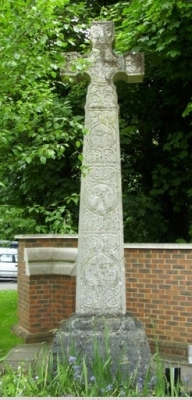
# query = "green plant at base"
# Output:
<box><xmin>1</xmin><ymin>332</ymin><xmax>191</xmax><ymax>397</ymax></box>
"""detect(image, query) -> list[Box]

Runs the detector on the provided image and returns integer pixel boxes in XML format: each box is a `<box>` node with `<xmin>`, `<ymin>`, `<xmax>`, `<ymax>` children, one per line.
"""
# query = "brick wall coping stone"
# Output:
<box><xmin>124</xmin><ymin>243</ymin><xmax>192</xmax><ymax>249</ymax></box>
<box><xmin>15</xmin><ymin>234</ymin><xmax>78</xmax><ymax>239</ymax></box>
<box><xmin>25</xmin><ymin>247</ymin><xmax>77</xmax><ymax>276</ymax></box>
<box><xmin>15</xmin><ymin>234</ymin><xmax>192</xmax><ymax>249</ymax></box>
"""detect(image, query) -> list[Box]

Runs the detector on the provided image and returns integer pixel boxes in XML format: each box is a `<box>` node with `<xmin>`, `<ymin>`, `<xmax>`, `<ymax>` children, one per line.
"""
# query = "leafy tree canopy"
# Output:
<box><xmin>0</xmin><ymin>0</ymin><xmax>88</xmax><ymax>237</ymax></box>
<box><xmin>1</xmin><ymin>0</ymin><xmax>192</xmax><ymax>243</ymax></box>
<box><xmin>105</xmin><ymin>0</ymin><xmax>192</xmax><ymax>242</ymax></box>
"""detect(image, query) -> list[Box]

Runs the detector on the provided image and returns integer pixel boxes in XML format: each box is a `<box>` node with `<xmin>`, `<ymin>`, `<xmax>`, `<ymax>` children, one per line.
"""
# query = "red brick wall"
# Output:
<box><xmin>15</xmin><ymin>235</ymin><xmax>77</xmax><ymax>342</ymax></box>
<box><xmin>125</xmin><ymin>246</ymin><xmax>192</xmax><ymax>356</ymax></box>
<box><xmin>15</xmin><ymin>236</ymin><xmax>192</xmax><ymax>355</ymax></box>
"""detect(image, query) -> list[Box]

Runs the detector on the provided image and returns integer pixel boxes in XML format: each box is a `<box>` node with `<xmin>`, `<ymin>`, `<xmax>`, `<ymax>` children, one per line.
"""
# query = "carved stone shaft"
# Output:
<box><xmin>61</xmin><ymin>21</ymin><xmax>144</xmax><ymax>315</ymax></box>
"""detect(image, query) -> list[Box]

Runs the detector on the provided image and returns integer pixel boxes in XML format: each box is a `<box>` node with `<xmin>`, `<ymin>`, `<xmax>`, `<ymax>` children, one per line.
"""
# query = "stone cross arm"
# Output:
<box><xmin>61</xmin><ymin>21</ymin><xmax>144</xmax><ymax>84</ymax></box>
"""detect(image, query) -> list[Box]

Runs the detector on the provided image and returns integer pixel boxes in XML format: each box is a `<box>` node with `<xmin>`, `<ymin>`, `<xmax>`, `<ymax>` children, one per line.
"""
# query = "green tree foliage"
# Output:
<box><xmin>0</xmin><ymin>0</ymin><xmax>88</xmax><ymax>237</ymax></box>
<box><xmin>106</xmin><ymin>0</ymin><xmax>192</xmax><ymax>242</ymax></box>
<box><xmin>1</xmin><ymin>0</ymin><xmax>192</xmax><ymax>242</ymax></box>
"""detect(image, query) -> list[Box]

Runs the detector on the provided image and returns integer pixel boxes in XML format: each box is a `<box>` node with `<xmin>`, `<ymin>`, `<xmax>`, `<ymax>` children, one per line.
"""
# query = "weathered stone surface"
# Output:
<box><xmin>61</xmin><ymin>21</ymin><xmax>144</xmax><ymax>316</ymax></box>
<box><xmin>52</xmin><ymin>314</ymin><xmax>151</xmax><ymax>380</ymax></box>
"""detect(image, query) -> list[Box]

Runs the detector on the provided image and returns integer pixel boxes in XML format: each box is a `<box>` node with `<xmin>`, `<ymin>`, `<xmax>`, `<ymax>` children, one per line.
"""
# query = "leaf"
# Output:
<box><xmin>40</xmin><ymin>156</ymin><xmax>47</xmax><ymax>164</ymax></box>
<box><xmin>68</xmin><ymin>38</ymin><xmax>75</xmax><ymax>46</ymax></box>
<box><xmin>75</xmin><ymin>140</ymin><xmax>81</xmax><ymax>148</ymax></box>
<box><xmin>167</xmin><ymin>49</ymin><xmax>181</xmax><ymax>57</ymax></box>
<box><xmin>55</xmin><ymin>39</ymin><xmax>64</xmax><ymax>47</ymax></box>
<box><xmin>78</xmin><ymin>154</ymin><xmax>83</xmax><ymax>162</ymax></box>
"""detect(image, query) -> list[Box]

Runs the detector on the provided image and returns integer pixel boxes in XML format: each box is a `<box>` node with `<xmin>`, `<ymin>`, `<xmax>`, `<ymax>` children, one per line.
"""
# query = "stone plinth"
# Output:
<box><xmin>52</xmin><ymin>313</ymin><xmax>151</xmax><ymax>380</ymax></box>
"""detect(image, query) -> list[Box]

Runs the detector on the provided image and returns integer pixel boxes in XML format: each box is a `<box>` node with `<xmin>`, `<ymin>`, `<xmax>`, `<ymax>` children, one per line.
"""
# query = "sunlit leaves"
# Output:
<box><xmin>0</xmin><ymin>0</ymin><xmax>86</xmax><ymax>237</ymax></box>
<box><xmin>107</xmin><ymin>0</ymin><xmax>192</xmax><ymax>242</ymax></box>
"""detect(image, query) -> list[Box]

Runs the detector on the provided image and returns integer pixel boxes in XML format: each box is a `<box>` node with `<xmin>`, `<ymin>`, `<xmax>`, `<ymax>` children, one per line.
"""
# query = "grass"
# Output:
<box><xmin>0</xmin><ymin>290</ymin><xmax>24</xmax><ymax>359</ymax></box>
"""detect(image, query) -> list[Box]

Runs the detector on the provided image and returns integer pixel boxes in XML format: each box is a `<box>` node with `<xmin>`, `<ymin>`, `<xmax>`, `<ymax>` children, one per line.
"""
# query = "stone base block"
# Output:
<box><xmin>52</xmin><ymin>313</ymin><xmax>152</xmax><ymax>381</ymax></box>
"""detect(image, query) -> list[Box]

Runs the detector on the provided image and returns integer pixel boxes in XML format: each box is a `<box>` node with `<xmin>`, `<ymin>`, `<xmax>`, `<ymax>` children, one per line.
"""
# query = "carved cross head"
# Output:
<box><xmin>61</xmin><ymin>20</ymin><xmax>144</xmax><ymax>84</ymax></box>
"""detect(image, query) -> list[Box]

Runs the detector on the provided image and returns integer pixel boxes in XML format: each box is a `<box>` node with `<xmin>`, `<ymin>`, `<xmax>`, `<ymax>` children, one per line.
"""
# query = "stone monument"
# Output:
<box><xmin>52</xmin><ymin>20</ymin><xmax>151</xmax><ymax>380</ymax></box>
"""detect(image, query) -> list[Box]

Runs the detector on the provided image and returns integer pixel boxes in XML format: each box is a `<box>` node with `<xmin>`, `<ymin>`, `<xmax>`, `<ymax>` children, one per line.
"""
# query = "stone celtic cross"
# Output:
<box><xmin>61</xmin><ymin>21</ymin><xmax>144</xmax><ymax>315</ymax></box>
